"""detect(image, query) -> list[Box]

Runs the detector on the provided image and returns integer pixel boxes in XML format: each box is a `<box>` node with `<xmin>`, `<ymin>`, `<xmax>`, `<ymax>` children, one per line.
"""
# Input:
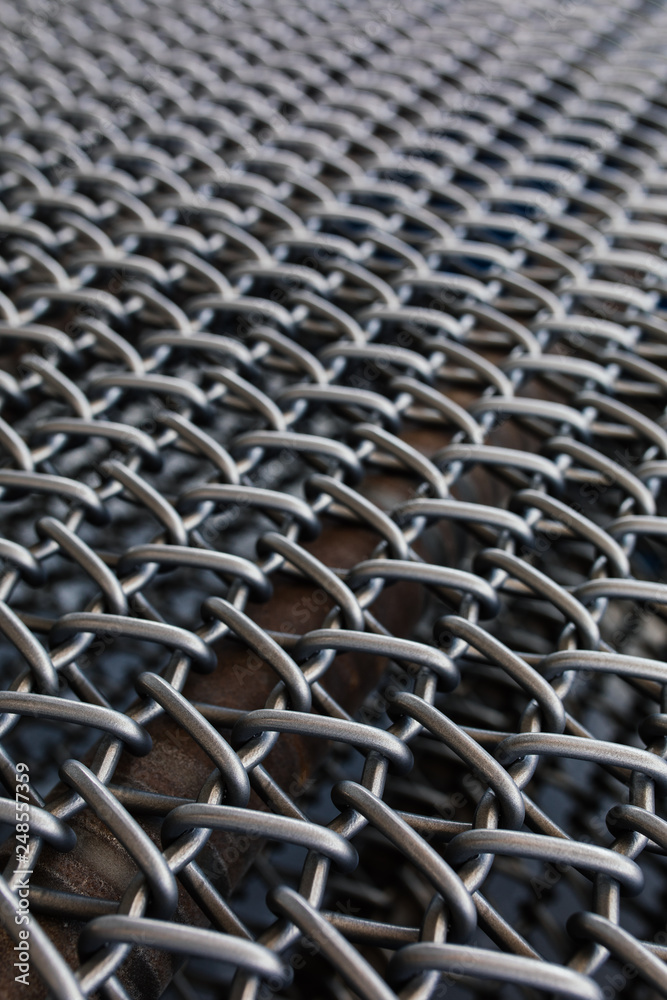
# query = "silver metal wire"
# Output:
<box><xmin>1</xmin><ymin>0</ymin><xmax>667</xmax><ymax>998</ymax></box>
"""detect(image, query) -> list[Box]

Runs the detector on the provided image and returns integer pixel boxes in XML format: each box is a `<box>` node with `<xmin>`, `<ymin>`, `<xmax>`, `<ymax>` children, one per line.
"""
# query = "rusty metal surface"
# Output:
<box><xmin>1</xmin><ymin>0</ymin><xmax>667</xmax><ymax>998</ymax></box>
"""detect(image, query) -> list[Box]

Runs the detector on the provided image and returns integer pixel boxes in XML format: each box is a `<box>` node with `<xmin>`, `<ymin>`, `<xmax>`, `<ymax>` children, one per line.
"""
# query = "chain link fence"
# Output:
<box><xmin>0</xmin><ymin>1</ymin><xmax>667</xmax><ymax>998</ymax></box>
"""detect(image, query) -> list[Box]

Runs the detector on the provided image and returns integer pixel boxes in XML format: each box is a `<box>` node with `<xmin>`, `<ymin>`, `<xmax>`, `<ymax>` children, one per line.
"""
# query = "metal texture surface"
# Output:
<box><xmin>1</xmin><ymin>1</ymin><xmax>667</xmax><ymax>998</ymax></box>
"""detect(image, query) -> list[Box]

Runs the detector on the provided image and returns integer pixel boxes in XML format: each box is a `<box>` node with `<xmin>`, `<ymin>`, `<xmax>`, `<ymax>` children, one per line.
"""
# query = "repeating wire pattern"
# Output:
<box><xmin>1</xmin><ymin>0</ymin><xmax>667</xmax><ymax>998</ymax></box>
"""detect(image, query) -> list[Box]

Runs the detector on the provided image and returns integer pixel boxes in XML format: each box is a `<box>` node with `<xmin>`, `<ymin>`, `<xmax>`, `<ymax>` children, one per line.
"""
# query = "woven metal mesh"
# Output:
<box><xmin>2</xmin><ymin>1</ymin><xmax>667</xmax><ymax>998</ymax></box>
